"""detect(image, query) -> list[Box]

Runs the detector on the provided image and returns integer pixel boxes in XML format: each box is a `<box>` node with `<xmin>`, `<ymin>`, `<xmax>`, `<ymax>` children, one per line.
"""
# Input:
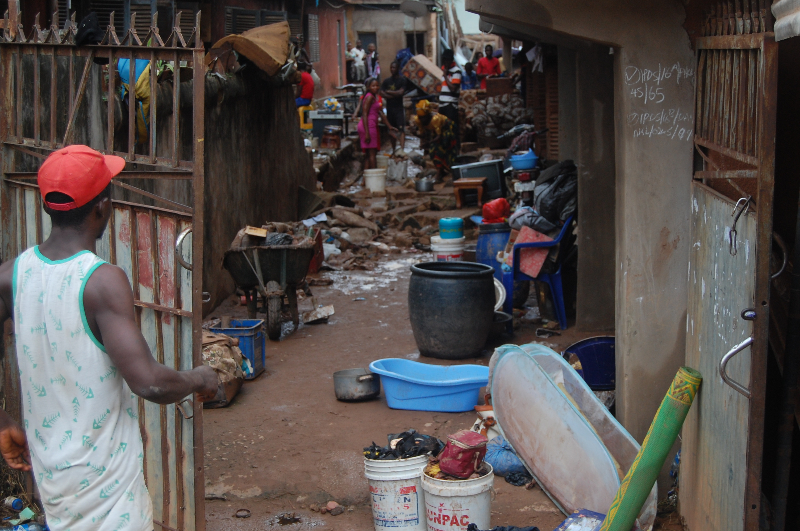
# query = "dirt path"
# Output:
<box><xmin>203</xmin><ymin>253</ymin><xmax>591</xmax><ymax>531</ymax></box>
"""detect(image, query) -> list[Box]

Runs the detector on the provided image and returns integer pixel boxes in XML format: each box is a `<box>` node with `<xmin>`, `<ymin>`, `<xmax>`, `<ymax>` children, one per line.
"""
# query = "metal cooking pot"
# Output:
<box><xmin>416</xmin><ymin>178</ymin><xmax>434</xmax><ymax>192</ymax></box>
<box><xmin>333</xmin><ymin>368</ymin><xmax>381</xmax><ymax>401</ymax></box>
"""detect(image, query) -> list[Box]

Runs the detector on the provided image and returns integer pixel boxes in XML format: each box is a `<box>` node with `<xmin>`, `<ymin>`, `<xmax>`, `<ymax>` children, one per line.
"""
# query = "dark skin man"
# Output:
<box><xmin>0</xmin><ymin>184</ymin><xmax>218</xmax><ymax>472</ymax></box>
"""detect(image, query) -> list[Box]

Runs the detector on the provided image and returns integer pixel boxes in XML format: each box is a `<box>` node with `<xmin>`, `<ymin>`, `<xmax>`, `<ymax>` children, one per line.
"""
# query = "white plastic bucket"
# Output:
<box><xmin>421</xmin><ymin>465</ymin><xmax>494</xmax><ymax>531</ymax></box>
<box><xmin>430</xmin><ymin>236</ymin><xmax>465</xmax><ymax>262</ymax></box>
<box><xmin>365</xmin><ymin>456</ymin><xmax>428</xmax><ymax>531</ymax></box>
<box><xmin>365</xmin><ymin>169</ymin><xmax>387</xmax><ymax>193</ymax></box>
<box><xmin>376</xmin><ymin>155</ymin><xmax>390</xmax><ymax>169</ymax></box>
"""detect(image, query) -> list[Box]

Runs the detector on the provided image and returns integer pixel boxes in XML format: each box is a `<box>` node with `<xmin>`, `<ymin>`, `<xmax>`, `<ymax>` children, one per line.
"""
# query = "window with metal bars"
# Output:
<box><xmin>88</xmin><ymin>0</ymin><xmax>125</xmax><ymax>29</ymax></box>
<box><xmin>225</xmin><ymin>8</ymin><xmax>289</xmax><ymax>36</ymax></box>
<box><xmin>307</xmin><ymin>13</ymin><xmax>319</xmax><ymax>63</ymax></box>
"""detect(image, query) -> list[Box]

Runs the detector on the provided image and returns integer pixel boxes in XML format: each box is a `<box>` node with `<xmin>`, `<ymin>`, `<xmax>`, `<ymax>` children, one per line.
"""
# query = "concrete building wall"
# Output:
<box><xmin>467</xmin><ymin>0</ymin><xmax>695</xmax><ymax>482</ymax></box>
<box><xmin>350</xmin><ymin>9</ymin><xmax>435</xmax><ymax>70</ymax></box>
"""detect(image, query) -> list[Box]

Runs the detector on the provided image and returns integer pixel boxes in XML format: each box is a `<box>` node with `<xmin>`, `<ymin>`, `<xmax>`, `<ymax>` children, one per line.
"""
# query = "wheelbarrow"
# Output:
<box><xmin>223</xmin><ymin>243</ymin><xmax>316</xmax><ymax>340</ymax></box>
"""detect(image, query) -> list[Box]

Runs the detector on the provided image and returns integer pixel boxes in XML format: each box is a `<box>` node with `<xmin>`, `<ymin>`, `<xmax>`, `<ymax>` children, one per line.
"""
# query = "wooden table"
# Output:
<box><xmin>453</xmin><ymin>177</ymin><xmax>487</xmax><ymax>209</ymax></box>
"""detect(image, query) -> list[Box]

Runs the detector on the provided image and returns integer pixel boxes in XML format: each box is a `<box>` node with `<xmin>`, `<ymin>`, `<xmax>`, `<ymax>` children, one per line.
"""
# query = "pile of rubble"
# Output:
<box><xmin>462</xmin><ymin>92</ymin><xmax>536</xmax><ymax>142</ymax></box>
<box><xmin>304</xmin><ymin>183</ymin><xmax>478</xmax><ymax>271</ymax></box>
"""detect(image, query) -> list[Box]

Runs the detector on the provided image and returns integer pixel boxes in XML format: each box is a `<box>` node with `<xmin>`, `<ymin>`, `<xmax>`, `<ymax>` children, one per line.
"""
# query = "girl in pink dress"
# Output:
<box><xmin>357</xmin><ymin>77</ymin><xmax>397</xmax><ymax>169</ymax></box>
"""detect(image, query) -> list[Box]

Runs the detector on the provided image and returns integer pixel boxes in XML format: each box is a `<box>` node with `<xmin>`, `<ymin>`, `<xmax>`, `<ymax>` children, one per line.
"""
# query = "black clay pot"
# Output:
<box><xmin>408</xmin><ymin>261</ymin><xmax>496</xmax><ymax>359</ymax></box>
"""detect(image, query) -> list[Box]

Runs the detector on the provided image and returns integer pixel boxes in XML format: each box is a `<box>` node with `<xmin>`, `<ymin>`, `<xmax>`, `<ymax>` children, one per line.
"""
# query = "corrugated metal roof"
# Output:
<box><xmin>773</xmin><ymin>0</ymin><xmax>800</xmax><ymax>40</ymax></box>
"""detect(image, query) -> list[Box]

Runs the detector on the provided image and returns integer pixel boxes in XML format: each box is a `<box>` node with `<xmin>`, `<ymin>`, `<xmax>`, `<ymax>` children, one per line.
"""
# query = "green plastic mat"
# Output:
<box><xmin>600</xmin><ymin>366</ymin><xmax>703</xmax><ymax>531</ymax></box>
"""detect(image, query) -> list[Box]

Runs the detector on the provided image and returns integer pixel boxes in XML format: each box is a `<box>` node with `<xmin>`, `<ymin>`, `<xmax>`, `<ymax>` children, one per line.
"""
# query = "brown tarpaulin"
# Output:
<box><xmin>206</xmin><ymin>21</ymin><xmax>292</xmax><ymax>76</ymax></box>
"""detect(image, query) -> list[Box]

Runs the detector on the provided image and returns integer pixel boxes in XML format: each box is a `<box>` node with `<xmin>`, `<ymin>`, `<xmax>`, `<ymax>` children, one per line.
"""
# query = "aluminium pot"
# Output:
<box><xmin>408</xmin><ymin>262</ymin><xmax>495</xmax><ymax>359</ymax></box>
<box><xmin>416</xmin><ymin>178</ymin><xmax>435</xmax><ymax>192</ymax></box>
<box><xmin>333</xmin><ymin>368</ymin><xmax>381</xmax><ymax>401</ymax></box>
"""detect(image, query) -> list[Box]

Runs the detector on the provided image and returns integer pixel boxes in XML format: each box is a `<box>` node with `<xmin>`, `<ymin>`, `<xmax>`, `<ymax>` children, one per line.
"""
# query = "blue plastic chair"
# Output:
<box><xmin>501</xmin><ymin>216</ymin><xmax>575</xmax><ymax>330</ymax></box>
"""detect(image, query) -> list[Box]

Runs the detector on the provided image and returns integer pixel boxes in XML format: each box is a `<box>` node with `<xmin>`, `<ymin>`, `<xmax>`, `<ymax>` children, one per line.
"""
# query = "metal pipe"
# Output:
<box><xmin>771</xmin><ymin>189</ymin><xmax>800</xmax><ymax>530</ymax></box>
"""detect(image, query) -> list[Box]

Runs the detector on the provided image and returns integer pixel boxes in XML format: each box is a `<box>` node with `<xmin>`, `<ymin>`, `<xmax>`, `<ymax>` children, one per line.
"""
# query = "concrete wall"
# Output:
<box><xmin>350</xmin><ymin>8</ymin><xmax>435</xmax><ymax>71</ymax></box>
<box><xmin>308</xmin><ymin>4</ymin><xmax>347</xmax><ymax>97</ymax></box>
<box><xmin>467</xmin><ymin>0</ymin><xmax>695</xmax><ymax>485</ymax></box>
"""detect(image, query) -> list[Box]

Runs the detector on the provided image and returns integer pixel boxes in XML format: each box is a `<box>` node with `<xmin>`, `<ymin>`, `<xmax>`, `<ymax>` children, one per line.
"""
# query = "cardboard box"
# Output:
<box><xmin>402</xmin><ymin>54</ymin><xmax>444</xmax><ymax>94</ymax></box>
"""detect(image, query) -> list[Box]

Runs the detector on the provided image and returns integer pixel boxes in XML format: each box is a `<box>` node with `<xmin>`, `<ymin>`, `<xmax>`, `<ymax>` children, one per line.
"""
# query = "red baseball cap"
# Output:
<box><xmin>38</xmin><ymin>145</ymin><xmax>125</xmax><ymax>211</ymax></box>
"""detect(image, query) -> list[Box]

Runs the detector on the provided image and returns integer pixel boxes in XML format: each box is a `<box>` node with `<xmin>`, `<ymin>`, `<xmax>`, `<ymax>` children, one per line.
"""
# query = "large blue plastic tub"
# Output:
<box><xmin>562</xmin><ymin>336</ymin><xmax>615</xmax><ymax>391</ymax></box>
<box><xmin>368</xmin><ymin>358</ymin><xmax>489</xmax><ymax>412</ymax></box>
<box><xmin>210</xmin><ymin>319</ymin><xmax>265</xmax><ymax>379</ymax></box>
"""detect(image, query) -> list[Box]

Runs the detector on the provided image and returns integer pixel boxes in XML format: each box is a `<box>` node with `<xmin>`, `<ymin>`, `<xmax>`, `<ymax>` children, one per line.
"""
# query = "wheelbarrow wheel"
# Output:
<box><xmin>265</xmin><ymin>281</ymin><xmax>282</xmax><ymax>341</ymax></box>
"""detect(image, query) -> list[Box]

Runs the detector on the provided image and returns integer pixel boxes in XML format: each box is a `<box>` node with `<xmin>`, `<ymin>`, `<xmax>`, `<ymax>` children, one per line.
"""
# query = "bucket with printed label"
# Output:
<box><xmin>431</xmin><ymin>236</ymin><xmax>465</xmax><ymax>262</ymax></box>
<box><xmin>365</xmin><ymin>455</ymin><xmax>429</xmax><ymax>531</ymax></box>
<box><xmin>421</xmin><ymin>464</ymin><xmax>494</xmax><ymax>531</ymax></box>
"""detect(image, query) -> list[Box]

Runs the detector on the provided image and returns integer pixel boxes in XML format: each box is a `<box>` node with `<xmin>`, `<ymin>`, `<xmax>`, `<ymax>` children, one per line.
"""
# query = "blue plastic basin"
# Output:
<box><xmin>562</xmin><ymin>336</ymin><xmax>615</xmax><ymax>391</ymax></box>
<box><xmin>368</xmin><ymin>358</ymin><xmax>489</xmax><ymax>412</ymax></box>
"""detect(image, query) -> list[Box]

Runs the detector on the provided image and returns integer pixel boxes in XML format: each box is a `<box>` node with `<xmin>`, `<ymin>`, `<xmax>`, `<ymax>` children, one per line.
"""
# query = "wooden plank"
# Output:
<box><xmin>694</xmin><ymin>136</ymin><xmax>759</xmax><ymax>166</ymax></box>
<box><xmin>681</xmin><ymin>182</ymin><xmax>754</xmax><ymax>531</ymax></box>
<box><xmin>693</xmin><ymin>170</ymin><xmax>757</xmax><ymax>179</ymax></box>
<box><xmin>695</xmin><ymin>32</ymin><xmax>769</xmax><ymax>49</ymax></box>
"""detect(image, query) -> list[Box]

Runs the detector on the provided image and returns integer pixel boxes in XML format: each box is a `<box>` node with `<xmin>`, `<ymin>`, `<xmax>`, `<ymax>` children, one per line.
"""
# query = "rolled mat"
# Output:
<box><xmin>599</xmin><ymin>366</ymin><xmax>702</xmax><ymax>531</ymax></box>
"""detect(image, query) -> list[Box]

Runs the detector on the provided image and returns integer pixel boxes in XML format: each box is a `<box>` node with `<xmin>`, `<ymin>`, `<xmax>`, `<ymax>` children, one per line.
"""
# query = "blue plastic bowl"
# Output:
<box><xmin>369</xmin><ymin>358</ymin><xmax>489</xmax><ymax>412</ymax></box>
<box><xmin>509</xmin><ymin>149</ymin><xmax>539</xmax><ymax>171</ymax></box>
<box><xmin>562</xmin><ymin>336</ymin><xmax>615</xmax><ymax>391</ymax></box>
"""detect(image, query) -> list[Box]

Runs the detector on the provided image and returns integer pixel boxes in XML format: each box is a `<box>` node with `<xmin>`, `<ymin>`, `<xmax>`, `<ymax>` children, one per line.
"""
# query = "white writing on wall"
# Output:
<box><xmin>625</xmin><ymin>62</ymin><xmax>695</xmax><ymax>141</ymax></box>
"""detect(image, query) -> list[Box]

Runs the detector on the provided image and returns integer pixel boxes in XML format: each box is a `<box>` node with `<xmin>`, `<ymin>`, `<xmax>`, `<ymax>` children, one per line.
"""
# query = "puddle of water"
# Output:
<box><xmin>324</xmin><ymin>256</ymin><xmax>428</xmax><ymax>295</ymax></box>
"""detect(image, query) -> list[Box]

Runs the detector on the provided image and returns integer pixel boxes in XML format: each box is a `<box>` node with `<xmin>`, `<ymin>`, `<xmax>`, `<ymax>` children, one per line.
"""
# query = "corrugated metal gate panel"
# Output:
<box><xmin>682</xmin><ymin>3</ymin><xmax>778</xmax><ymax>530</ymax></box>
<box><xmin>682</xmin><ymin>182</ymin><xmax>754</xmax><ymax>531</ymax></box>
<box><xmin>0</xmin><ymin>12</ymin><xmax>205</xmax><ymax>531</ymax></box>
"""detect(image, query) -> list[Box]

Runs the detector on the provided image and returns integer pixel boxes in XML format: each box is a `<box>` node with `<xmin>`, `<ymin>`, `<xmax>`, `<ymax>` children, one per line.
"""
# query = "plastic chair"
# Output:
<box><xmin>501</xmin><ymin>215</ymin><xmax>575</xmax><ymax>330</ymax></box>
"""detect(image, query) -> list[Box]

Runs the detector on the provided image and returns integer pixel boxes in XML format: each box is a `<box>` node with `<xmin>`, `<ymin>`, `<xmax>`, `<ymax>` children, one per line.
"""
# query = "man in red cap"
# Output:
<box><xmin>0</xmin><ymin>145</ymin><xmax>218</xmax><ymax>531</ymax></box>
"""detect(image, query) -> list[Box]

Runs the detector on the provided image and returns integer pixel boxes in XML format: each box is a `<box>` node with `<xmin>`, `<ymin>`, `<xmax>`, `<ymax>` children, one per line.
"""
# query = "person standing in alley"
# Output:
<box><xmin>461</xmin><ymin>62</ymin><xmax>478</xmax><ymax>90</ymax></box>
<box><xmin>381</xmin><ymin>61</ymin><xmax>410</xmax><ymax>153</ymax></box>
<box><xmin>351</xmin><ymin>40</ymin><xmax>366</xmax><ymax>82</ymax></box>
<box><xmin>366</xmin><ymin>43</ymin><xmax>380</xmax><ymax>80</ymax></box>
<box><xmin>345</xmin><ymin>41</ymin><xmax>355</xmax><ymax>82</ymax></box>
<box><xmin>295</xmin><ymin>62</ymin><xmax>315</xmax><ymax>107</ymax></box>
<box><xmin>476</xmin><ymin>44</ymin><xmax>501</xmax><ymax>90</ymax></box>
<box><xmin>358</xmin><ymin>78</ymin><xmax>398</xmax><ymax>170</ymax></box>
<box><xmin>439</xmin><ymin>49</ymin><xmax>461</xmax><ymax>132</ymax></box>
<box><xmin>0</xmin><ymin>144</ymin><xmax>218</xmax><ymax>531</ymax></box>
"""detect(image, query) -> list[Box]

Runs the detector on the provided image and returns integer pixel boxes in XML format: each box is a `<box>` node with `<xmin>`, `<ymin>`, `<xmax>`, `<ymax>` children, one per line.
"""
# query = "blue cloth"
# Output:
<box><xmin>295</xmin><ymin>97</ymin><xmax>312</xmax><ymax>107</ymax></box>
<box><xmin>117</xmin><ymin>58</ymin><xmax>150</xmax><ymax>86</ymax></box>
<box><xmin>461</xmin><ymin>71</ymin><xmax>478</xmax><ymax>90</ymax></box>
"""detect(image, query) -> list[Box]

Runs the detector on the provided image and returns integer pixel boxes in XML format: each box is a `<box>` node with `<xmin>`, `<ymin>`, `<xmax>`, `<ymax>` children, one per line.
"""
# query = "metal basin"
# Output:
<box><xmin>333</xmin><ymin>368</ymin><xmax>381</xmax><ymax>401</ymax></box>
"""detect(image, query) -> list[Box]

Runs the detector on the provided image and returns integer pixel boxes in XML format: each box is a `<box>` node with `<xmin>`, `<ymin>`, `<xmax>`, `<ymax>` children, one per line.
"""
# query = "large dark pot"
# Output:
<box><xmin>408</xmin><ymin>262</ymin><xmax>496</xmax><ymax>359</ymax></box>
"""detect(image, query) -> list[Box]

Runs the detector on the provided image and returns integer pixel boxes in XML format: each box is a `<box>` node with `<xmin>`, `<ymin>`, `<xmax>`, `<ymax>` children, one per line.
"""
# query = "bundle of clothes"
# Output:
<box><xmin>363</xmin><ymin>429</ymin><xmax>445</xmax><ymax>460</ymax></box>
<box><xmin>508</xmin><ymin>160</ymin><xmax>578</xmax><ymax>234</ymax></box>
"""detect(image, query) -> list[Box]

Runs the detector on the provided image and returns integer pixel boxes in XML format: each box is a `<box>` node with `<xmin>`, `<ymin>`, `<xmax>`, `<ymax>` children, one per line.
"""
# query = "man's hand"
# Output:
<box><xmin>0</xmin><ymin>420</ymin><xmax>30</xmax><ymax>472</ymax></box>
<box><xmin>195</xmin><ymin>365</ymin><xmax>219</xmax><ymax>403</ymax></box>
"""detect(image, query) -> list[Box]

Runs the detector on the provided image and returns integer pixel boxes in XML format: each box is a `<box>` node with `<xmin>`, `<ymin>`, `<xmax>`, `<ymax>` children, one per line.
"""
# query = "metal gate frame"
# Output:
<box><xmin>0</xmin><ymin>10</ymin><xmax>206</xmax><ymax>531</ymax></box>
<box><xmin>688</xmin><ymin>2</ymin><xmax>778</xmax><ymax>529</ymax></box>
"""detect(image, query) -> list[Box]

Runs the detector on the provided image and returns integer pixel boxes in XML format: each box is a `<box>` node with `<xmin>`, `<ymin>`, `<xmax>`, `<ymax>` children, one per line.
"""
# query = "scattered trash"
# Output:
<box><xmin>353</xmin><ymin>297</ymin><xmax>366</xmax><ymax>301</ymax></box>
<box><xmin>234</xmin><ymin>508</ymin><xmax>251</xmax><ymax>518</ymax></box>
<box><xmin>364</xmin><ymin>429</ymin><xmax>444</xmax><ymax>460</ymax></box>
<box><xmin>7</xmin><ymin>507</ymin><xmax>36</xmax><ymax>526</ymax></box>
<box><xmin>504</xmin><ymin>471</ymin><xmax>533</xmax><ymax>487</ymax></box>
<box><xmin>302</xmin><ymin>304</ymin><xmax>335</xmax><ymax>324</ymax></box>
<box><xmin>326</xmin><ymin>501</ymin><xmax>345</xmax><ymax>516</ymax></box>
<box><xmin>535</xmin><ymin>328</ymin><xmax>561</xmax><ymax>338</ymax></box>
<box><xmin>303</xmin><ymin>213</ymin><xmax>328</xmax><ymax>227</ymax></box>
<box><xmin>553</xmin><ymin>509</ymin><xmax>606</xmax><ymax>531</ymax></box>
<box><xmin>2</xmin><ymin>497</ymin><xmax>22</xmax><ymax>512</ymax></box>
<box><xmin>484</xmin><ymin>435</ymin><xmax>527</xmax><ymax>477</ymax></box>
<box><xmin>308</xmin><ymin>278</ymin><xmax>334</xmax><ymax>286</ymax></box>
<box><xmin>273</xmin><ymin>512</ymin><xmax>301</xmax><ymax>525</ymax></box>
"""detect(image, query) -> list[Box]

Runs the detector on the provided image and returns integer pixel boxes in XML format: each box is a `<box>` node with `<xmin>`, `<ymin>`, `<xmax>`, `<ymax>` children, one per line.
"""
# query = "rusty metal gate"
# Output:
<box><xmin>681</xmin><ymin>2</ymin><xmax>777</xmax><ymax>531</ymax></box>
<box><xmin>0</xmin><ymin>11</ymin><xmax>206</xmax><ymax>531</ymax></box>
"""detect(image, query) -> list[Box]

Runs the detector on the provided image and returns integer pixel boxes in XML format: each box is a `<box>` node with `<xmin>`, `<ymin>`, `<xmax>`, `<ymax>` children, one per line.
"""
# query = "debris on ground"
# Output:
<box><xmin>302</xmin><ymin>304</ymin><xmax>335</xmax><ymax>324</ymax></box>
<box><xmin>504</xmin><ymin>471</ymin><xmax>534</xmax><ymax>487</ymax></box>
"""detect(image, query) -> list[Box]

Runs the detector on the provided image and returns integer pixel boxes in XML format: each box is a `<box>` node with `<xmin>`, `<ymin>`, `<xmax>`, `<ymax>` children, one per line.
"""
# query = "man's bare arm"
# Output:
<box><xmin>83</xmin><ymin>264</ymin><xmax>218</xmax><ymax>405</ymax></box>
<box><xmin>0</xmin><ymin>260</ymin><xmax>31</xmax><ymax>472</ymax></box>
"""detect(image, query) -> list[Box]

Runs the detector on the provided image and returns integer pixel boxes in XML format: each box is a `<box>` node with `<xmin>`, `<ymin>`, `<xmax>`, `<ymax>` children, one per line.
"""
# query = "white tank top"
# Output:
<box><xmin>13</xmin><ymin>246</ymin><xmax>153</xmax><ymax>531</ymax></box>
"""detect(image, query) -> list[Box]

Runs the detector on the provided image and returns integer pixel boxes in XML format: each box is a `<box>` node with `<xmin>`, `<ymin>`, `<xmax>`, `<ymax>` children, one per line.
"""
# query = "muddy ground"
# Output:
<box><xmin>202</xmin><ymin>253</ymin><xmax>665</xmax><ymax>531</ymax></box>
